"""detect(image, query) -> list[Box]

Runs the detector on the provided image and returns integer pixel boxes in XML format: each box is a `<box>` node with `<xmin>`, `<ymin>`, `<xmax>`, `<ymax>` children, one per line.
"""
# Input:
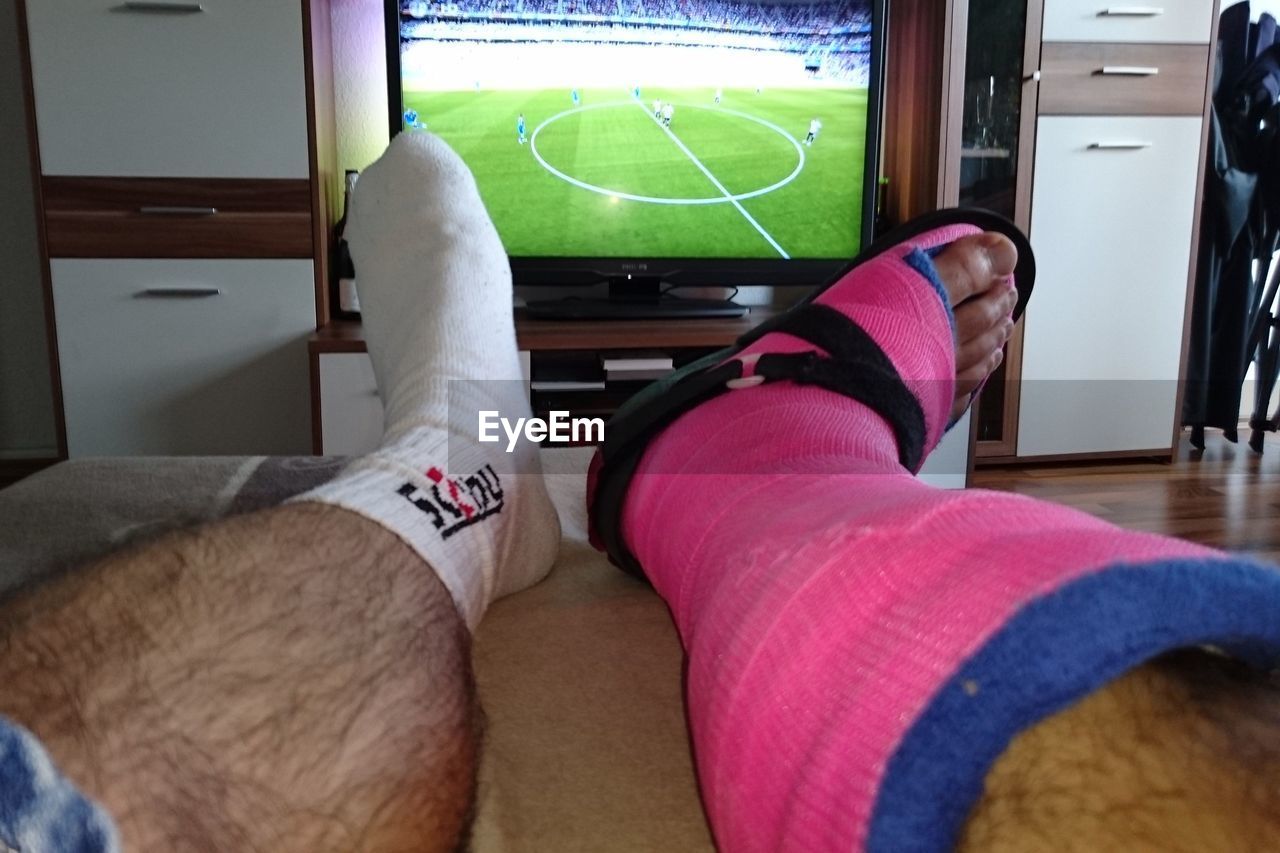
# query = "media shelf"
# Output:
<box><xmin>308</xmin><ymin>307</ymin><xmax>778</xmax><ymax>454</ymax></box>
<box><xmin>310</xmin><ymin>307</ymin><xmax>778</xmax><ymax>355</ymax></box>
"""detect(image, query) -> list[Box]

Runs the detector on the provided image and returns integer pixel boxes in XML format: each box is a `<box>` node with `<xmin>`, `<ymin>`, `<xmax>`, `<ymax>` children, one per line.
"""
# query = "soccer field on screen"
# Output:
<box><xmin>403</xmin><ymin>86</ymin><xmax>867</xmax><ymax>260</ymax></box>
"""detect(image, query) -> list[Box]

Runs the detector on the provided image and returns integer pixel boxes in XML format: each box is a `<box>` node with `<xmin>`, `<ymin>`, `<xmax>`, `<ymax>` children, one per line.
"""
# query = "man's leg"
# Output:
<box><xmin>0</xmin><ymin>505</ymin><xmax>478</xmax><ymax>851</ymax></box>
<box><xmin>0</xmin><ymin>133</ymin><xmax>560</xmax><ymax>850</ymax></box>
<box><xmin>602</xmin><ymin>231</ymin><xmax>1280</xmax><ymax>851</ymax></box>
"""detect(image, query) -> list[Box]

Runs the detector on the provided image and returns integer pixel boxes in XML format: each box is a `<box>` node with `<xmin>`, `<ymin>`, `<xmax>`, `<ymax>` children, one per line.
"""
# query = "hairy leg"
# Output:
<box><xmin>962</xmin><ymin>649</ymin><xmax>1280</xmax><ymax>852</ymax></box>
<box><xmin>0</xmin><ymin>503</ymin><xmax>479</xmax><ymax>852</ymax></box>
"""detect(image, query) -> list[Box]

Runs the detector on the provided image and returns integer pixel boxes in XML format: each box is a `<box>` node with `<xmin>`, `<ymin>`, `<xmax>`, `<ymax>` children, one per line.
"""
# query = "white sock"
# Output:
<box><xmin>295</xmin><ymin>132</ymin><xmax>560</xmax><ymax>630</ymax></box>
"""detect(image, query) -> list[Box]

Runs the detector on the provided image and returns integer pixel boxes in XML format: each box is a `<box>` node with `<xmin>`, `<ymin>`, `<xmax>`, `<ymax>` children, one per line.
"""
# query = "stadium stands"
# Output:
<box><xmin>401</xmin><ymin>0</ymin><xmax>871</xmax><ymax>86</ymax></box>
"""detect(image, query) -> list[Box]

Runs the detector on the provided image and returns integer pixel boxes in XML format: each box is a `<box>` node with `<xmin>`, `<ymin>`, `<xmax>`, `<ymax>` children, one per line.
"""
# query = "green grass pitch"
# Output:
<box><xmin>402</xmin><ymin>86</ymin><xmax>867</xmax><ymax>260</ymax></box>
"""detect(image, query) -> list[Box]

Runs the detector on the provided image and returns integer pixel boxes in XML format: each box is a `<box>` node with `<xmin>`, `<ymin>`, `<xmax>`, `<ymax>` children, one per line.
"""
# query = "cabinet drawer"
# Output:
<box><xmin>1041</xmin><ymin>0</ymin><xmax>1214</xmax><ymax>43</ymax></box>
<box><xmin>52</xmin><ymin>259</ymin><xmax>316</xmax><ymax>456</ymax></box>
<box><xmin>1018</xmin><ymin>116</ymin><xmax>1201</xmax><ymax>457</ymax></box>
<box><xmin>1038</xmin><ymin>43</ymin><xmax>1209</xmax><ymax>115</ymax></box>
<box><xmin>318</xmin><ymin>353</ymin><xmax>384</xmax><ymax>456</ymax></box>
<box><xmin>25</xmin><ymin>0</ymin><xmax>309</xmax><ymax>178</ymax></box>
<box><xmin>43</xmin><ymin>177</ymin><xmax>313</xmax><ymax>258</ymax></box>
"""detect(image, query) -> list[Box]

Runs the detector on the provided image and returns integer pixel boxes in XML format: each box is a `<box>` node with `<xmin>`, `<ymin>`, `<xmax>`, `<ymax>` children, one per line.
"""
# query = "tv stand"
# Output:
<box><xmin>524</xmin><ymin>276</ymin><xmax>747</xmax><ymax>320</ymax></box>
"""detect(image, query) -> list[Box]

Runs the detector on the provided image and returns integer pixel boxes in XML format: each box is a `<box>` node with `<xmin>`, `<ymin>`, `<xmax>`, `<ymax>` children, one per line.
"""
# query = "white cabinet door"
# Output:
<box><xmin>918</xmin><ymin>409</ymin><xmax>971</xmax><ymax>489</ymax></box>
<box><xmin>25</xmin><ymin>0</ymin><xmax>309</xmax><ymax>178</ymax></box>
<box><xmin>318</xmin><ymin>350</ymin><xmax>529</xmax><ymax>456</ymax></box>
<box><xmin>1041</xmin><ymin>0</ymin><xmax>1214</xmax><ymax>43</ymax></box>
<box><xmin>319</xmin><ymin>353</ymin><xmax>384</xmax><ymax>456</ymax></box>
<box><xmin>1018</xmin><ymin>116</ymin><xmax>1201</xmax><ymax>457</ymax></box>
<box><xmin>52</xmin><ymin>259</ymin><xmax>315</xmax><ymax>456</ymax></box>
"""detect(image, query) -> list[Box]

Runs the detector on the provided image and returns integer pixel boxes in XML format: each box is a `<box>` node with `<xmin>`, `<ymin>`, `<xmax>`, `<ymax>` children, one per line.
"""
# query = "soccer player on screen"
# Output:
<box><xmin>662</xmin><ymin>103</ymin><xmax>674</xmax><ymax>127</ymax></box>
<box><xmin>805</xmin><ymin>117</ymin><xmax>822</xmax><ymax>146</ymax></box>
<box><xmin>714</xmin><ymin>87</ymin><xmax>723</xmax><ymax>104</ymax></box>
<box><xmin>652</xmin><ymin>98</ymin><xmax>662</xmax><ymax>118</ymax></box>
<box><xmin>571</xmin><ymin>88</ymin><xmax>580</xmax><ymax>107</ymax></box>
<box><xmin>516</xmin><ymin>113</ymin><xmax>526</xmax><ymax>145</ymax></box>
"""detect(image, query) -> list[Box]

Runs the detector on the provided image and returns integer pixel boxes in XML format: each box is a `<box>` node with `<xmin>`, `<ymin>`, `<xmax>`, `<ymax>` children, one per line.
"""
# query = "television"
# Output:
<box><xmin>385</xmin><ymin>0</ymin><xmax>884</xmax><ymax>318</ymax></box>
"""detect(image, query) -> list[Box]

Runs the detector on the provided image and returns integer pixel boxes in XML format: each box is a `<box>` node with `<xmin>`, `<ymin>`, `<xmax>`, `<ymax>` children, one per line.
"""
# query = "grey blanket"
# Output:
<box><xmin>0</xmin><ymin>457</ymin><xmax>347</xmax><ymax>598</ymax></box>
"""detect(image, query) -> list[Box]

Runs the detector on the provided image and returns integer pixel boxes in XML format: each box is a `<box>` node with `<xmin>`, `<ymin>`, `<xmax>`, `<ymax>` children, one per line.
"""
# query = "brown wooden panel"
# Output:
<box><xmin>43</xmin><ymin>176</ymin><xmax>314</xmax><ymax>258</ymax></box>
<box><xmin>16</xmin><ymin>0</ymin><xmax>67</xmax><ymax>460</ymax></box>
<box><xmin>882</xmin><ymin>0</ymin><xmax>949</xmax><ymax>224</ymax></box>
<box><xmin>0</xmin><ymin>457</ymin><xmax>60</xmax><ymax>489</ymax></box>
<box><xmin>1172</xmin><ymin>1</ymin><xmax>1222</xmax><ymax>451</ymax></box>
<box><xmin>311</xmin><ymin>310</ymin><xmax>781</xmax><ymax>355</ymax></box>
<box><xmin>45</xmin><ymin>210</ymin><xmax>313</xmax><ymax>258</ymax></box>
<box><xmin>304</xmin><ymin>0</ymin><xmax>338</xmax><ymax>327</ymax></box>
<box><xmin>42</xmin><ymin>176</ymin><xmax>312</xmax><ymax>213</ymax></box>
<box><xmin>1038</xmin><ymin>43</ymin><xmax>1209</xmax><ymax>116</ymax></box>
<box><xmin>310</xmin><ymin>347</ymin><xmax>324</xmax><ymax>455</ymax></box>
<box><xmin>976</xmin><ymin>446</ymin><xmax>1174</xmax><ymax>465</ymax></box>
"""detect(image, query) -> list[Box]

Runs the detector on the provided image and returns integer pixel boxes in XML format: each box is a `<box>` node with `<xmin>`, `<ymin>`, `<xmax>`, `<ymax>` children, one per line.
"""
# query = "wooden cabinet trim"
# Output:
<box><xmin>42</xmin><ymin>176</ymin><xmax>312</xmax><ymax>212</ymax></box>
<box><xmin>312</xmin><ymin>311</ymin><xmax>781</xmax><ymax>355</ymax></box>
<box><xmin>15</xmin><ymin>0</ymin><xmax>67</xmax><ymax>460</ymax></box>
<box><xmin>304</xmin><ymin>0</ymin><xmax>337</xmax><ymax>328</ymax></box>
<box><xmin>42</xmin><ymin>177</ymin><xmax>315</xmax><ymax>258</ymax></box>
<box><xmin>45</xmin><ymin>211</ymin><xmax>313</xmax><ymax>259</ymax></box>
<box><xmin>1171</xmin><ymin>2</ymin><xmax>1222</xmax><ymax>450</ymax></box>
<box><xmin>1038</xmin><ymin>42</ymin><xmax>1210</xmax><ymax>115</ymax></box>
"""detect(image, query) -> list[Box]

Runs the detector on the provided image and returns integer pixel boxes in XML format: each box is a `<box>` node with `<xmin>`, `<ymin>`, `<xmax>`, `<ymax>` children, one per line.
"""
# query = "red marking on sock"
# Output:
<box><xmin>447</xmin><ymin>478</ymin><xmax>476</xmax><ymax>519</ymax></box>
<box><xmin>426</xmin><ymin>467</ymin><xmax>444</xmax><ymax>483</ymax></box>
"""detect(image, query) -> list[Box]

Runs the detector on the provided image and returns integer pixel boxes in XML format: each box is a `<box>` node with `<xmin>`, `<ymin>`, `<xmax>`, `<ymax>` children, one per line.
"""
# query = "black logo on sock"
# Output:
<box><xmin>396</xmin><ymin>465</ymin><xmax>505</xmax><ymax>539</ymax></box>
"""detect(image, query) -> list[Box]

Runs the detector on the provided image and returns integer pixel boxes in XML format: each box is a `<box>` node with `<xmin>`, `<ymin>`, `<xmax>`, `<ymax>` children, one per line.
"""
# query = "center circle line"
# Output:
<box><xmin>528</xmin><ymin>100</ymin><xmax>806</xmax><ymax>205</ymax></box>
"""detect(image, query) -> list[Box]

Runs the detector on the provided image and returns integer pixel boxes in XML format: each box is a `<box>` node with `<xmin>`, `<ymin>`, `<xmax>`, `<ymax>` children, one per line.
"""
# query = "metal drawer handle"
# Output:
<box><xmin>119</xmin><ymin>1</ymin><xmax>205</xmax><ymax>12</ymax></box>
<box><xmin>1087</xmin><ymin>141</ymin><xmax>1153</xmax><ymax>149</ymax></box>
<box><xmin>139</xmin><ymin>206</ymin><xmax>218</xmax><ymax>216</ymax></box>
<box><xmin>1099</xmin><ymin>6</ymin><xmax>1164</xmax><ymax>16</ymax></box>
<box><xmin>1098</xmin><ymin>66</ymin><xmax>1160</xmax><ymax>76</ymax></box>
<box><xmin>135</xmin><ymin>287</ymin><xmax>222</xmax><ymax>298</ymax></box>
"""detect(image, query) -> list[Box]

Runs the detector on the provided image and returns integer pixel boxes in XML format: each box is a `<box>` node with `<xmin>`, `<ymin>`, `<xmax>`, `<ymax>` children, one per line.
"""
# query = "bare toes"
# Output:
<box><xmin>950</xmin><ymin>348</ymin><xmax>1005</xmax><ymax>421</ymax></box>
<box><xmin>957</xmin><ymin>318</ymin><xmax>1014</xmax><ymax>374</ymax></box>
<box><xmin>931</xmin><ymin>232</ymin><xmax>1019</xmax><ymax>308</ymax></box>
<box><xmin>955</xmin><ymin>285</ymin><xmax>1017</xmax><ymax>350</ymax></box>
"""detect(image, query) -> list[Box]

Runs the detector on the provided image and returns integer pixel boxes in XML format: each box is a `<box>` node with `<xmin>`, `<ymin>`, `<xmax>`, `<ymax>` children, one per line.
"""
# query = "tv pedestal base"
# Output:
<box><xmin>525</xmin><ymin>276</ymin><xmax>746</xmax><ymax>320</ymax></box>
<box><xmin>524</xmin><ymin>297</ymin><xmax>746</xmax><ymax>320</ymax></box>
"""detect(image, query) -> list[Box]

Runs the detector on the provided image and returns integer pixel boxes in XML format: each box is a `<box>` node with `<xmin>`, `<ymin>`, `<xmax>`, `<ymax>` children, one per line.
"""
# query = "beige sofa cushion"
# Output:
<box><xmin>471</xmin><ymin>450</ymin><xmax>712</xmax><ymax>852</ymax></box>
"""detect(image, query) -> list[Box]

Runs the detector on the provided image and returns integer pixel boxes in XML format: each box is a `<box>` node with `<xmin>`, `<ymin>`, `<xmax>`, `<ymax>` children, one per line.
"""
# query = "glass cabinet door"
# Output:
<box><xmin>958</xmin><ymin>0</ymin><xmax>1030</xmax><ymax>447</ymax></box>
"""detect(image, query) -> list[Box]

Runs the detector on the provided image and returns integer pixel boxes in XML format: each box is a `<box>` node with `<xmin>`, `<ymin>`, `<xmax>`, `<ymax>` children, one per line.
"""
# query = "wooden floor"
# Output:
<box><xmin>973</xmin><ymin>430</ymin><xmax>1280</xmax><ymax>564</ymax></box>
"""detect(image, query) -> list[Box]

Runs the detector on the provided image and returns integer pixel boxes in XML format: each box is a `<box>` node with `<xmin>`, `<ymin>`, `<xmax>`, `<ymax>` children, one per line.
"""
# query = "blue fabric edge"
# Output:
<box><xmin>904</xmin><ymin>246</ymin><xmax>957</xmax><ymax>339</ymax></box>
<box><xmin>866</xmin><ymin>556</ymin><xmax>1280</xmax><ymax>853</ymax></box>
<box><xmin>903</xmin><ymin>246</ymin><xmax>964</xmax><ymax>433</ymax></box>
<box><xmin>0</xmin><ymin>717</ymin><xmax>120</xmax><ymax>852</ymax></box>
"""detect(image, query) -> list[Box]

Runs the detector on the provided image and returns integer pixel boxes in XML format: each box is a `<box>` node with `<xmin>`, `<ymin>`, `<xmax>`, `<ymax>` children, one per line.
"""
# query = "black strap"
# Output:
<box><xmin>746</xmin><ymin>303</ymin><xmax>928</xmax><ymax>470</ymax></box>
<box><xmin>590</xmin><ymin>206</ymin><xmax>1036</xmax><ymax>581</ymax></box>
<box><xmin>594</xmin><ymin>358</ymin><xmax>744</xmax><ymax>578</ymax></box>
<box><xmin>755</xmin><ymin>303</ymin><xmax>906</xmax><ymax>369</ymax></box>
<box><xmin>754</xmin><ymin>351</ymin><xmax>927</xmax><ymax>471</ymax></box>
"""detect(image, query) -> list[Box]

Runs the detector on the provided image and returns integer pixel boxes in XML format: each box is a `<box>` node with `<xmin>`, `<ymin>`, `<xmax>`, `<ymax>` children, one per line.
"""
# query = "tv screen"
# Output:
<box><xmin>387</xmin><ymin>0</ymin><xmax>881</xmax><ymax>278</ymax></box>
